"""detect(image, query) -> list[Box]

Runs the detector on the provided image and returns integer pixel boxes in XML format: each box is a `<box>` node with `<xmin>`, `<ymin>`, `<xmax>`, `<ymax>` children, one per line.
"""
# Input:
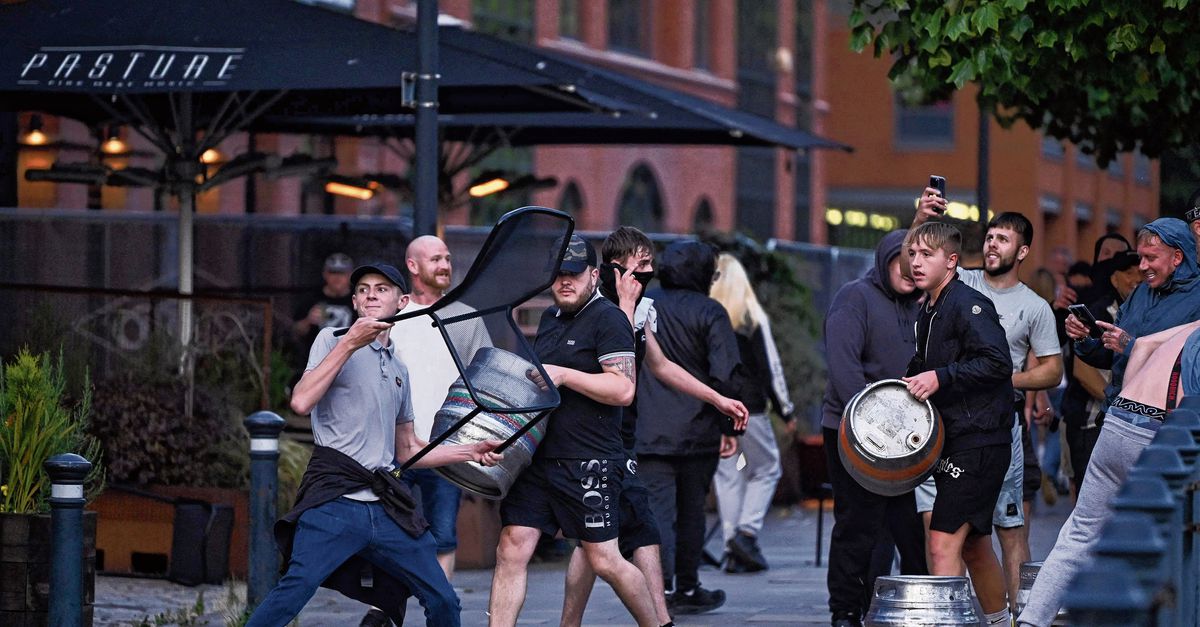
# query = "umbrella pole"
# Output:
<box><xmin>177</xmin><ymin>95</ymin><xmax>197</xmax><ymax>417</ymax></box>
<box><xmin>413</xmin><ymin>0</ymin><xmax>439</xmax><ymax>237</ymax></box>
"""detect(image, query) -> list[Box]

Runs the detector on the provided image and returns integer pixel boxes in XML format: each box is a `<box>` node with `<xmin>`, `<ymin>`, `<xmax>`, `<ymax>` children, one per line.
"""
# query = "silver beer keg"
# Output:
<box><xmin>838</xmin><ymin>379</ymin><xmax>943</xmax><ymax>496</ymax></box>
<box><xmin>865</xmin><ymin>575</ymin><xmax>983</xmax><ymax>626</ymax></box>
<box><xmin>430</xmin><ymin>347</ymin><xmax>552</xmax><ymax>499</ymax></box>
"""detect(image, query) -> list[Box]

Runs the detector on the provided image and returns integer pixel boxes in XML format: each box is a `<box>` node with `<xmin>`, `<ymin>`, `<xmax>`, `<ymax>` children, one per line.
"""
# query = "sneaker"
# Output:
<box><xmin>723</xmin><ymin>552</ymin><xmax>749</xmax><ymax>574</ymax></box>
<box><xmin>728</xmin><ymin>532</ymin><xmax>769</xmax><ymax>571</ymax></box>
<box><xmin>671</xmin><ymin>585</ymin><xmax>726</xmax><ymax>614</ymax></box>
<box><xmin>830</xmin><ymin>611</ymin><xmax>863</xmax><ymax>627</ymax></box>
<box><xmin>359</xmin><ymin>608</ymin><xmax>393</xmax><ymax>627</ymax></box>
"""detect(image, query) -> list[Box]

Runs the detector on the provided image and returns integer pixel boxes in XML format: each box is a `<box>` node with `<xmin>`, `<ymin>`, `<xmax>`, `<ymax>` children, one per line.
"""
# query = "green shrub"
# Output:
<box><xmin>0</xmin><ymin>349</ymin><xmax>104</xmax><ymax>513</ymax></box>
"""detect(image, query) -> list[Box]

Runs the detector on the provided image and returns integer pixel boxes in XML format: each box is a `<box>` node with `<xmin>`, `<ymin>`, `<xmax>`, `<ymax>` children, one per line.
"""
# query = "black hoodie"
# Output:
<box><xmin>635</xmin><ymin>241</ymin><xmax>742</xmax><ymax>456</ymax></box>
<box><xmin>821</xmin><ymin>230</ymin><xmax>921</xmax><ymax>430</ymax></box>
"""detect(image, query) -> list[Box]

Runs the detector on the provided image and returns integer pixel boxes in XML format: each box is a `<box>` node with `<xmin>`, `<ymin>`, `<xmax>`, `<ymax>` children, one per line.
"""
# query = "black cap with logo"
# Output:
<box><xmin>351</xmin><ymin>263</ymin><xmax>409</xmax><ymax>293</ymax></box>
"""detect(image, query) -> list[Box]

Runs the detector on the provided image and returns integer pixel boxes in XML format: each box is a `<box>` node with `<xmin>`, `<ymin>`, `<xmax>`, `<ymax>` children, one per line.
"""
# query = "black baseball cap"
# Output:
<box><xmin>351</xmin><ymin>263</ymin><xmax>409</xmax><ymax>293</ymax></box>
<box><xmin>1187</xmin><ymin>188</ymin><xmax>1200</xmax><ymax>223</ymax></box>
<box><xmin>558</xmin><ymin>234</ymin><xmax>597</xmax><ymax>275</ymax></box>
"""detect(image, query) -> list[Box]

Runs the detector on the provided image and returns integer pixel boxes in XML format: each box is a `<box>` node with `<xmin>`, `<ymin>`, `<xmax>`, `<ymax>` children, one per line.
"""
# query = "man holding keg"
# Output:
<box><xmin>559</xmin><ymin>226</ymin><xmax>748</xmax><ymax>627</ymax></box>
<box><xmin>902</xmin><ymin>222</ymin><xmax>1016</xmax><ymax>627</ymax></box>
<box><xmin>488</xmin><ymin>235</ymin><xmax>660</xmax><ymax>627</ymax></box>
<box><xmin>913</xmin><ymin>201</ymin><xmax>1063</xmax><ymax>615</ymax></box>
<box><xmin>821</xmin><ymin>228</ymin><xmax>929</xmax><ymax>627</ymax></box>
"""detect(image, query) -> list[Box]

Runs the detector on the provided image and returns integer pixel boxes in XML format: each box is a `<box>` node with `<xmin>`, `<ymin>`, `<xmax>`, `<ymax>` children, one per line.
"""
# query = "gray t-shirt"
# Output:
<box><xmin>959</xmin><ymin>269</ymin><xmax>1061</xmax><ymax>374</ymax></box>
<box><xmin>306</xmin><ymin>327</ymin><xmax>416</xmax><ymax>500</ymax></box>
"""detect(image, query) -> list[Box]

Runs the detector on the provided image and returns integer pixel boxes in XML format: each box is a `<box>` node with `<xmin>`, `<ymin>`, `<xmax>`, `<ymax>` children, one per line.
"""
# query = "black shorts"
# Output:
<box><xmin>500</xmin><ymin>457</ymin><xmax>623</xmax><ymax>543</ymax></box>
<box><xmin>930</xmin><ymin>444</ymin><xmax>1010</xmax><ymax>536</ymax></box>
<box><xmin>1020</xmin><ymin>419</ymin><xmax>1041</xmax><ymax>502</ymax></box>
<box><xmin>616</xmin><ymin>458</ymin><xmax>661</xmax><ymax>557</ymax></box>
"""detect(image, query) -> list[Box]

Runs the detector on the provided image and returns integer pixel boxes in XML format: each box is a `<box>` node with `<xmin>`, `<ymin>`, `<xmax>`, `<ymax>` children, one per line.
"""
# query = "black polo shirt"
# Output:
<box><xmin>534</xmin><ymin>292</ymin><xmax>635</xmax><ymax>459</ymax></box>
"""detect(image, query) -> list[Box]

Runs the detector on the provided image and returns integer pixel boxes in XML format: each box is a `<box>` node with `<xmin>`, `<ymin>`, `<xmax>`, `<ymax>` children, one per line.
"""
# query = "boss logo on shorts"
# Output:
<box><xmin>579</xmin><ymin>459</ymin><xmax>612</xmax><ymax>529</ymax></box>
<box><xmin>934</xmin><ymin>457</ymin><xmax>964</xmax><ymax>479</ymax></box>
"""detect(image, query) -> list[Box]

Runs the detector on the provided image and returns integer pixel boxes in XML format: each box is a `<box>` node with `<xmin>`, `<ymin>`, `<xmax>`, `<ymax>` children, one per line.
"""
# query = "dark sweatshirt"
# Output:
<box><xmin>821</xmin><ymin>230</ymin><xmax>921</xmax><ymax>430</ymax></box>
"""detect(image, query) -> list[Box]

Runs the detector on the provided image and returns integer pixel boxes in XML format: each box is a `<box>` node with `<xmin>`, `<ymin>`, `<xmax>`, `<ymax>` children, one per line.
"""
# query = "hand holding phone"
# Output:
<box><xmin>1067</xmin><ymin>304</ymin><xmax>1102</xmax><ymax>338</ymax></box>
<box><xmin>928</xmin><ymin>175</ymin><xmax>947</xmax><ymax>213</ymax></box>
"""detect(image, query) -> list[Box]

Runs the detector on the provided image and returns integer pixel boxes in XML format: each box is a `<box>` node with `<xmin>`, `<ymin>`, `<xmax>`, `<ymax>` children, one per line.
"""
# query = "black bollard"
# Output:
<box><xmin>1063</xmin><ymin>558</ymin><xmax>1155</xmax><ymax>626</ymax></box>
<box><xmin>1113</xmin><ymin>474</ymin><xmax>1180</xmax><ymax>626</ymax></box>
<box><xmin>45</xmin><ymin>453</ymin><xmax>92</xmax><ymax>627</ymax></box>
<box><xmin>244</xmin><ymin>411</ymin><xmax>286</xmax><ymax>607</ymax></box>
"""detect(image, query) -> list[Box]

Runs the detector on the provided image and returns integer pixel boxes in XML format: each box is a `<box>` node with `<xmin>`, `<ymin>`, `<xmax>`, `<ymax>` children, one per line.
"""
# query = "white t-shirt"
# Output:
<box><xmin>389</xmin><ymin>300</ymin><xmax>493</xmax><ymax>440</ymax></box>
<box><xmin>960</xmin><ymin>269</ymin><xmax>1061</xmax><ymax>373</ymax></box>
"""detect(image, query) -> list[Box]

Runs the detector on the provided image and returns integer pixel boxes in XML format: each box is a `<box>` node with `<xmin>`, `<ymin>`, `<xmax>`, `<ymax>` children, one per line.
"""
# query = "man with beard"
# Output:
<box><xmin>914</xmin><ymin>203</ymin><xmax>1063</xmax><ymax>615</ymax></box>
<box><xmin>359</xmin><ymin>237</ymin><xmax>492</xmax><ymax>627</ymax></box>
<box><xmin>560</xmin><ymin>227</ymin><xmax>748</xmax><ymax>627</ymax></box>
<box><xmin>488</xmin><ymin>235</ymin><xmax>658</xmax><ymax>627</ymax></box>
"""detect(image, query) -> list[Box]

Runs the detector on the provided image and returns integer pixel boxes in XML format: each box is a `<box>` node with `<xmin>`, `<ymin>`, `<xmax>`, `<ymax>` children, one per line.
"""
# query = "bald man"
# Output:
<box><xmin>361</xmin><ymin>236</ymin><xmax>493</xmax><ymax>627</ymax></box>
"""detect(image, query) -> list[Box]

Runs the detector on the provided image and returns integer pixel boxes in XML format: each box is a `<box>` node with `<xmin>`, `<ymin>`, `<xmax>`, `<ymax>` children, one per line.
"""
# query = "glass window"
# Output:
<box><xmin>1134</xmin><ymin>151</ymin><xmax>1152</xmax><ymax>185</ymax></box>
<box><xmin>1075</xmin><ymin>146</ymin><xmax>1096</xmax><ymax>169</ymax></box>
<box><xmin>1106</xmin><ymin>155</ymin><xmax>1124</xmax><ymax>179</ymax></box>
<box><xmin>1041</xmin><ymin>136</ymin><xmax>1064</xmax><ymax>160</ymax></box>
<box><xmin>560</xmin><ymin>0</ymin><xmax>580</xmax><ymax>40</ymax></box>
<box><xmin>558</xmin><ymin>180</ymin><xmax>583</xmax><ymax>215</ymax></box>
<box><xmin>469</xmin><ymin>147</ymin><xmax>533</xmax><ymax>226</ymax></box>
<box><xmin>472</xmin><ymin>0</ymin><xmax>534</xmax><ymax>43</ymax></box>
<box><xmin>1106</xmin><ymin>207</ymin><xmax>1121</xmax><ymax>228</ymax></box>
<box><xmin>608</xmin><ymin>0</ymin><xmax>651</xmax><ymax>56</ymax></box>
<box><xmin>692</xmin><ymin>197</ymin><xmax>714</xmax><ymax>233</ymax></box>
<box><xmin>617</xmin><ymin>163</ymin><xmax>664</xmax><ymax>232</ymax></box>
<box><xmin>894</xmin><ymin>96</ymin><xmax>954</xmax><ymax>148</ymax></box>
<box><xmin>1074</xmin><ymin>201</ymin><xmax>1093</xmax><ymax>222</ymax></box>
<box><xmin>1038</xmin><ymin>194</ymin><xmax>1062</xmax><ymax>216</ymax></box>
<box><xmin>693</xmin><ymin>0</ymin><xmax>710</xmax><ymax>70</ymax></box>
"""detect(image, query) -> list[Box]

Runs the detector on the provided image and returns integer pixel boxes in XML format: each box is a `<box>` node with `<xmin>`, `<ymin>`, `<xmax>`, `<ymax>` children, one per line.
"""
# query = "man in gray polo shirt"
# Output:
<box><xmin>247</xmin><ymin>263</ymin><xmax>503</xmax><ymax>627</ymax></box>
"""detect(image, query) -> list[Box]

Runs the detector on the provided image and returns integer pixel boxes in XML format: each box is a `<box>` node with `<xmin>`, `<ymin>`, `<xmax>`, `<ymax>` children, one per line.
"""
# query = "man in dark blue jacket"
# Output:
<box><xmin>821</xmin><ymin>229</ymin><xmax>928</xmax><ymax>627</ymax></box>
<box><xmin>636</xmin><ymin>240</ymin><xmax>741</xmax><ymax>615</ymax></box>
<box><xmin>902</xmin><ymin>222</ymin><xmax>1015</xmax><ymax>627</ymax></box>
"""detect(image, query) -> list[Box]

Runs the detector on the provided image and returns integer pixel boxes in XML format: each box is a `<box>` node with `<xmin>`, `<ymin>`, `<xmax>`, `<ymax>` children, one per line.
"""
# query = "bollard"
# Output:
<box><xmin>1155</xmin><ymin>425</ymin><xmax>1200</xmax><ymax>467</ymax></box>
<box><xmin>244</xmin><ymin>411</ymin><xmax>286</xmax><ymax>608</ymax></box>
<box><xmin>1167</xmin><ymin>408</ymin><xmax>1200</xmax><ymax>445</ymax></box>
<box><xmin>1093</xmin><ymin>512</ymin><xmax>1167</xmax><ymax>589</ymax></box>
<box><xmin>45</xmin><ymin>453</ymin><xmax>92</xmax><ymax>627</ymax></box>
<box><xmin>1063</xmin><ymin>558</ymin><xmax>1155</xmax><ymax>626</ymax></box>
<box><xmin>1144</xmin><ymin>434</ymin><xmax>1199</xmax><ymax>626</ymax></box>
<box><xmin>1113</xmin><ymin>474</ymin><xmax>1180</xmax><ymax>626</ymax></box>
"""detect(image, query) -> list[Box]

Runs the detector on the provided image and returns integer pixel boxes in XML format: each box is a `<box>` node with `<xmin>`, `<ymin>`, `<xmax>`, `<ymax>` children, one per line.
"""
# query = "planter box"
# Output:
<box><xmin>0</xmin><ymin>511</ymin><xmax>97</xmax><ymax>627</ymax></box>
<box><xmin>88</xmin><ymin>485</ymin><xmax>249</xmax><ymax>580</ymax></box>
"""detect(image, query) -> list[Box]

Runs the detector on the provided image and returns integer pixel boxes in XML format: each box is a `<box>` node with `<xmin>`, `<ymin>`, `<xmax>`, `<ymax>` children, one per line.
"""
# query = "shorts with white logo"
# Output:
<box><xmin>500</xmin><ymin>457</ymin><xmax>623</xmax><ymax>543</ymax></box>
<box><xmin>929</xmin><ymin>443</ymin><xmax>1010</xmax><ymax>537</ymax></box>
<box><xmin>616</xmin><ymin>458</ymin><xmax>661</xmax><ymax>557</ymax></box>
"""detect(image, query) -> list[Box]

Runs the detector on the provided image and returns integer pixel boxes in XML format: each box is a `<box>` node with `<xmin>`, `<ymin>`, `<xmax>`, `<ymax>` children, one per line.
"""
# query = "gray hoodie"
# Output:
<box><xmin>821</xmin><ymin>230</ymin><xmax>921</xmax><ymax>430</ymax></box>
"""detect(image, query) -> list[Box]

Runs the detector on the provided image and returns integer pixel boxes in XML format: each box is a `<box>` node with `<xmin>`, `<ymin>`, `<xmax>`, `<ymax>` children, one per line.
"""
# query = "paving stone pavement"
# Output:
<box><xmin>95</xmin><ymin>497</ymin><xmax>1073</xmax><ymax>626</ymax></box>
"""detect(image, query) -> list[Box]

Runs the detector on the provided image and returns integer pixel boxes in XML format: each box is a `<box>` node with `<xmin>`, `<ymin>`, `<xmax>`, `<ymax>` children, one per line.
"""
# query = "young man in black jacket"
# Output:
<box><xmin>901</xmin><ymin>223</ymin><xmax>1015</xmax><ymax>626</ymax></box>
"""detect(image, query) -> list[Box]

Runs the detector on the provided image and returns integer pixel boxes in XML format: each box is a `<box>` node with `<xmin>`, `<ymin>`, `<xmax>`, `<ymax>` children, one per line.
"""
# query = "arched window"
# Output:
<box><xmin>558</xmin><ymin>180</ymin><xmax>583</xmax><ymax>216</ymax></box>
<box><xmin>692</xmin><ymin>197</ymin><xmax>714</xmax><ymax>234</ymax></box>
<box><xmin>617</xmin><ymin>164</ymin><xmax>664</xmax><ymax>232</ymax></box>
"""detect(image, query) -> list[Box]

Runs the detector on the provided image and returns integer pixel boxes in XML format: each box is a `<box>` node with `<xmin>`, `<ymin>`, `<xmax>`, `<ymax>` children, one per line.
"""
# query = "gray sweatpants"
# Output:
<box><xmin>1016</xmin><ymin>414</ymin><xmax>1155</xmax><ymax>626</ymax></box>
<box><xmin>714</xmin><ymin>413</ymin><xmax>782</xmax><ymax>543</ymax></box>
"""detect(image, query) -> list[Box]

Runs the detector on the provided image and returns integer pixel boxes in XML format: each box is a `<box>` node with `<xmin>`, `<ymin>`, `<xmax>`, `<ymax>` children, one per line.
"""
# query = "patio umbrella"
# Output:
<box><xmin>0</xmin><ymin>0</ymin><xmax>627</xmax><ymax>353</ymax></box>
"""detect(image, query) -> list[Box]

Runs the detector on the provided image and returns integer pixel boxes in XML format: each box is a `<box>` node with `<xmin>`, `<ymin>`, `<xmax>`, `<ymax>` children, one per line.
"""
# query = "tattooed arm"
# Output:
<box><xmin>541</xmin><ymin>352</ymin><xmax>636</xmax><ymax>406</ymax></box>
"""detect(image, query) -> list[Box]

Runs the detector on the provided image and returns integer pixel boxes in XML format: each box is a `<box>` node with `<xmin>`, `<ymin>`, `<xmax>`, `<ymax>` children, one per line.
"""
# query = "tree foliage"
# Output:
<box><xmin>850</xmin><ymin>0</ymin><xmax>1200</xmax><ymax>165</ymax></box>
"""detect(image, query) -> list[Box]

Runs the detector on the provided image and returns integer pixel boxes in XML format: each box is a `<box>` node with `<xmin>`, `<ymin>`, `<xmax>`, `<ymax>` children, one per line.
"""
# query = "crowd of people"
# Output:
<box><xmin>251</xmin><ymin>188</ymin><xmax>1200</xmax><ymax>626</ymax></box>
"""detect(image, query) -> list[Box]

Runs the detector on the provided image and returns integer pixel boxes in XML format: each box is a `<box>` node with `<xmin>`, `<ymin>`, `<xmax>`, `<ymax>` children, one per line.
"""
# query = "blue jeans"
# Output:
<box><xmin>246</xmin><ymin>498</ymin><xmax>460</xmax><ymax>627</ymax></box>
<box><xmin>404</xmin><ymin>468</ymin><xmax>462</xmax><ymax>553</ymax></box>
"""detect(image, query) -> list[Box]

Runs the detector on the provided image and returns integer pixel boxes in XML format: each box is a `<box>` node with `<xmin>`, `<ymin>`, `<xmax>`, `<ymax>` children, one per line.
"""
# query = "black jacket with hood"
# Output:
<box><xmin>635</xmin><ymin>241</ymin><xmax>742</xmax><ymax>456</ymax></box>
<box><xmin>907</xmin><ymin>276</ymin><xmax>1015</xmax><ymax>453</ymax></box>
<box><xmin>821</xmin><ymin>230</ymin><xmax>921</xmax><ymax>430</ymax></box>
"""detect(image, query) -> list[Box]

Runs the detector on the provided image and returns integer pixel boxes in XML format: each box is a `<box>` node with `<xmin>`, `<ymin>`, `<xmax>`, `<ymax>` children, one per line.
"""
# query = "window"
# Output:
<box><xmin>1134</xmin><ymin>152</ymin><xmax>1152</xmax><ymax>185</ymax></box>
<box><xmin>1038</xmin><ymin>194</ymin><xmax>1062</xmax><ymax>216</ymax></box>
<box><xmin>1106</xmin><ymin>155</ymin><xmax>1124</xmax><ymax>179</ymax></box>
<box><xmin>895</xmin><ymin>97</ymin><xmax>954</xmax><ymax>148</ymax></box>
<box><xmin>1075</xmin><ymin>146</ymin><xmax>1096</xmax><ymax>169</ymax></box>
<box><xmin>472</xmin><ymin>0</ymin><xmax>534</xmax><ymax>43</ymax></box>
<box><xmin>693</xmin><ymin>0</ymin><xmax>710</xmax><ymax>70</ymax></box>
<box><xmin>608</xmin><ymin>0</ymin><xmax>651</xmax><ymax>56</ymax></box>
<box><xmin>1041</xmin><ymin>136</ymin><xmax>1064</xmax><ymax>160</ymax></box>
<box><xmin>692</xmin><ymin>197</ymin><xmax>714</xmax><ymax>233</ymax></box>
<box><xmin>469</xmin><ymin>147</ymin><xmax>533</xmax><ymax>226</ymax></box>
<box><xmin>1106</xmin><ymin>207</ymin><xmax>1121</xmax><ymax>228</ymax></box>
<box><xmin>559</xmin><ymin>0</ymin><xmax>580</xmax><ymax>40</ymax></box>
<box><xmin>1074</xmin><ymin>201</ymin><xmax>1093</xmax><ymax>223</ymax></box>
<box><xmin>617</xmin><ymin>164</ymin><xmax>664</xmax><ymax>232</ymax></box>
<box><xmin>558</xmin><ymin>180</ymin><xmax>583</xmax><ymax>215</ymax></box>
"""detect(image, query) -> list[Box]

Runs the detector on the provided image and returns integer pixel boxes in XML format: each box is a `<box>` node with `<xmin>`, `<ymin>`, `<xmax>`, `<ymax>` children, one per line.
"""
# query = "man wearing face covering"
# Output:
<box><xmin>635</xmin><ymin>240</ymin><xmax>744</xmax><ymax>615</ymax></box>
<box><xmin>561</xmin><ymin>227</ymin><xmax>748</xmax><ymax>627</ymax></box>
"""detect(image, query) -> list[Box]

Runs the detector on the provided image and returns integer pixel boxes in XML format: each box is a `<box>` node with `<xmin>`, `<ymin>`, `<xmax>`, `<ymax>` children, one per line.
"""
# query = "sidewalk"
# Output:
<box><xmin>94</xmin><ymin>496</ymin><xmax>1073</xmax><ymax>626</ymax></box>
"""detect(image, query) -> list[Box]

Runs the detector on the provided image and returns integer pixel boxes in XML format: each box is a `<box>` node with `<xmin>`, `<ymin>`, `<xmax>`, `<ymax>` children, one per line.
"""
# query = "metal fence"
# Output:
<box><xmin>1063</xmin><ymin>404</ymin><xmax>1200</xmax><ymax>626</ymax></box>
<box><xmin>0</xmin><ymin>208</ymin><xmax>874</xmax><ymax>427</ymax></box>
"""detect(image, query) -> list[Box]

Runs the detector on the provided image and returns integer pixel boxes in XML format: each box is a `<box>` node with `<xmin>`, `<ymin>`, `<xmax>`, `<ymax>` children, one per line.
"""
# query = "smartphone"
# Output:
<box><xmin>928</xmin><ymin>175</ymin><xmax>947</xmax><ymax>213</ymax></box>
<box><xmin>1068</xmin><ymin>304</ymin><xmax>1102</xmax><ymax>338</ymax></box>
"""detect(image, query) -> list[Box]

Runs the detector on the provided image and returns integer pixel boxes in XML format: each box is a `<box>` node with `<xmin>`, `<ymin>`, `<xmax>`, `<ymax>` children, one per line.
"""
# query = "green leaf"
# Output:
<box><xmin>1107</xmin><ymin>24</ymin><xmax>1139</xmax><ymax>53</ymax></box>
<box><xmin>1005</xmin><ymin>0</ymin><xmax>1031</xmax><ymax>10</ymax></box>
<box><xmin>949</xmin><ymin>57</ymin><xmax>978</xmax><ymax>87</ymax></box>
<box><xmin>849</xmin><ymin>7</ymin><xmax>867</xmax><ymax>29</ymax></box>
<box><xmin>971</xmin><ymin>4</ymin><xmax>1002</xmax><ymax>33</ymax></box>
<box><xmin>850</xmin><ymin>25</ymin><xmax>873</xmax><ymax>53</ymax></box>
<box><xmin>1150</xmin><ymin>36</ymin><xmax>1166</xmax><ymax>54</ymax></box>
<box><xmin>946</xmin><ymin>14</ymin><xmax>970</xmax><ymax>41</ymax></box>
<box><xmin>1034</xmin><ymin>30</ymin><xmax>1058</xmax><ymax>48</ymax></box>
<box><xmin>1009</xmin><ymin>15</ymin><xmax>1034</xmax><ymax>41</ymax></box>
<box><xmin>929</xmin><ymin>48</ymin><xmax>954</xmax><ymax>67</ymax></box>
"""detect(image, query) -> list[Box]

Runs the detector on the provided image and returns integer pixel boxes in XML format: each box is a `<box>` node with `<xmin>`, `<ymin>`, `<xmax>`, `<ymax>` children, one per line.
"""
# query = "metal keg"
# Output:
<box><xmin>1015</xmin><ymin>561</ymin><xmax>1070</xmax><ymax>625</ymax></box>
<box><xmin>430</xmin><ymin>347</ymin><xmax>552</xmax><ymax>499</ymax></box>
<box><xmin>839</xmin><ymin>379</ymin><xmax>944</xmax><ymax>496</ymax></box>
<box><xmin>865</xmin><ymin>575</ymin><xmax>982</xmax><ymax>626</ymax></box>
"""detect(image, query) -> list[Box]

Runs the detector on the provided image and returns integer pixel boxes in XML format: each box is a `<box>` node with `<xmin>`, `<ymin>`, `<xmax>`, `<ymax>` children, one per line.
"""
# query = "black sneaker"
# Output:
<box><xmin>728</xmin><ymin>532</ymin><xmax>768</xmax><ymax>571</ymax></box>
<box><xmin>359</xmin><ymin>608</ymin><xmax>393</xmax><ymax>627</ymax></box>
<box><xmin>723</xmin><ymin>552</ymin><xmax>750</xmax><ymax>574</ymax></box>
<box><xmin>671</xmin><ymin>585</ymin><xmax>726</xmax><ymax>614</ymax></box>
<box><xmin>830</xmin><ymin>610</ymin><xmax>862</xmax><ymax>627</ymax></box>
